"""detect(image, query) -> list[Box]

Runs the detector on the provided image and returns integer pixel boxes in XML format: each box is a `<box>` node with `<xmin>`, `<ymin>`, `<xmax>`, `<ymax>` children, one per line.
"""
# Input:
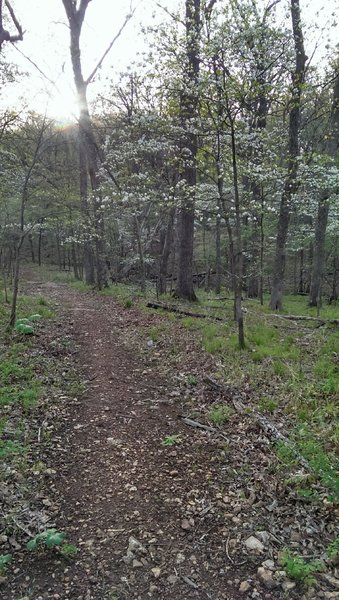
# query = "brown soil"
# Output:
<box><xmin>1</xmin><ymin>281</ymin><xmax>338</xmax><ymax>600</ymax></box>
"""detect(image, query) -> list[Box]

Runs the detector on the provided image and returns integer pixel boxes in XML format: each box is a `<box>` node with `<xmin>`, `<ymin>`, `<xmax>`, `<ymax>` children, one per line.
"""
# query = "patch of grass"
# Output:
<box><xmin>258</xmin><ymin>396</ymin><xmax>278</xmax><ymax>413</ymax></box>
<box><xmin>327</xmin><ymin>536</ymin><xmax>339</xmax><ymax>559</ymax></box>
<box><xmin>186</xmin><ymin>374</ymin><xmax>198</xmax><ymax>386</ymax></box>
<box><xmin>0</xmin><ymin>439</ymin><xmax>24</xmax><ymax>459</ymax></box>
<box><xmin>313</xmin><ymin>331</ymin><xmax>339</xmax><ymax>396</ymax></box>
<box><xmin>281</xmin><ymin>550</ymin><xmax>324</xmax><ymax>586</ymax></box>
<box><xmin>275</xmin><ymin>441</ymin><xmax>298</xmax><ymax>468</ymax></box>
<box><xmin>208</xmin><ymin>404</ymin><xmax>234</xmax><ymax>425</ymax></box>
<box><xmin>181</xmin><ymin>317</ymin><xmax>196</xmax><ymax>330</ymax></box>
<box><xmin>37</xmin><ymin>297</ymin><xmax>48</xmax><ymax>306</ymax></box>
<box><xmin>161</xmin><ymin>434</ymin><xmax>182</xmax><ymax>446</ymax></box>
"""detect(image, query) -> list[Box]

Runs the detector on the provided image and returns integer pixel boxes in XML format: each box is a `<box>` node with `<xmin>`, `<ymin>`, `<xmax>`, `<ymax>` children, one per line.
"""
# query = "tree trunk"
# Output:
<box><xmin>28</xmin><ymin>233</ymin><xmax>35</xmax><ymax>263</ymax></box>
<box><xmin>175</xmin><ymin>0</ymin><xmax>200</xmax><ymax>301</ymax></box>
<box><xmin>134</xmin><ymin>214</ymin><xmax>146</xmax><ymax>294</ymax></box>
<box><xmin>270</xmin><ymin>0</ymin><xmax>306</xmax><ymax>310</ymax></box>
<box><xmin>159</xmin><ymin>208</ymin><xmax>175</xmax><ymax>295</ymax></box>
<box><xmin>62</xmin><ymin>0</ymin><xmax>108</xmax><ymax>289</ymax></box>
<box><xmin>215</xmin><ymin>215</ymin><xmax>221</xmax><ymax>294</ymax></box>
<box><xmin>309</xmin><ymin>67</ymin><xmax>339</xmax><ymax>306</ymax></box>
<box><xmin>330</xmin><ymin>240</ymin><xmax>338</xmax><ymax>304</ymax></box>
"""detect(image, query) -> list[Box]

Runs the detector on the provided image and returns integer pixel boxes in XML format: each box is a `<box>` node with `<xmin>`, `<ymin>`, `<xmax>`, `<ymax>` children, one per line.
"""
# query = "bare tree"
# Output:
<box><xmin>61</xmin><ymin>0</ymin><xmax>132</xmax><ymax>288</ymax></box>
<box><xmin>270</xmin><ymin>0</ymin><xmax>306</xmax><ymax>310</ymax></box>
<box><xmin>0</xmin><ymin>0</ymin><xmax>23</xmax><ymax>50</ymax></box>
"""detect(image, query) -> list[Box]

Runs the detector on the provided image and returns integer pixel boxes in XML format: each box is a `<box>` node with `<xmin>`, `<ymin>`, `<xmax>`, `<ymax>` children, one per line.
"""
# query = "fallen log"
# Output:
<box><xmin>146</xmin><ymin>302</ymin><xmax>223</xmax><ymax>321</ymax></box>
<box><xmin>268</xmin><ymin>314</ymin><xmax>339</xmax><ymax>326</ymax></box>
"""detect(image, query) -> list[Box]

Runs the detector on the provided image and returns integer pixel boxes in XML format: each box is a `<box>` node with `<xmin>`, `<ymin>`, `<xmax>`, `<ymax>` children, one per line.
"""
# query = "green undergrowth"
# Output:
<box><xmin>1</xmin><ymin>285</ymin><xmax>81</xmax><ymax>579</ymax></box>
<box><xmin>145</xmin><ymin>288</ymin><xmax>338</xmax><ymax>501</ymax></box>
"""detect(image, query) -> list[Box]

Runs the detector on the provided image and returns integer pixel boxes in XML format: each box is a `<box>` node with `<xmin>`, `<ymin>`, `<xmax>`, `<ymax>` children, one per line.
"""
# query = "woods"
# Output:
<box><xmin>1</xmin><ymin>0</ymin><xmax>338</xmax><ymax>342</ymax></box>
<box><xmin>0</xmin><ymin>2</ymin><xmax>338</xmax><ymax>598</ymax></box>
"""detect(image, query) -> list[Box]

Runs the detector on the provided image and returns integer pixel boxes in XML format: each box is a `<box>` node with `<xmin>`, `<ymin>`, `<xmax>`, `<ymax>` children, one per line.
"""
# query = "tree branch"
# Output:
<box><xmin>85</xmin><ymin>8</ymin><xmax>136</xmax><ymax>85</ymax></box>
<box><xmin>5</xmin><ymin>0</ymin><xmax>23</xmax><ymax>39</ymax></box>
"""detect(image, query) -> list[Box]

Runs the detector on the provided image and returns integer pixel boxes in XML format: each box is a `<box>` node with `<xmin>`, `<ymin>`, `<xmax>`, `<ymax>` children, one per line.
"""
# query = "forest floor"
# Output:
<box><xmin>0</xmin><ymin>271</ymin><xmax>338</xmax><ymax>600</ymax></box>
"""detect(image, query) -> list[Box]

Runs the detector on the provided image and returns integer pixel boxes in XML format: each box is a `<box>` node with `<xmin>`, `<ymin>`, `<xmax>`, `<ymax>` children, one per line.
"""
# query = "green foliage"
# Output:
<box><xmin>327</xmin><ymin>536</ymin><xmax>339</xmax><ymax>559</ymax></box>
<box><xmin>313</xmin><ymin>331</ymin><xmax>339</xmax><ymax>396</ymax></box>
<box><xmin>281</xmin><ymin>550</ymin><xmax>324</xmax><ymax>586</ymax></box>
<box><xmin>208</xmin><ymin>404</ymin><xmax>234</xmax><ymax>425</ymax></box>
<box><xmin>186</xmin><ymin>374</ymin><xmax>198</xmax><ymax>386</ymax></box>
<box><xmin>0</xmin><ymin>553</ymin><xmax>12</xmax><ymax>574</ymax></box>
<box><xmin>124</xmin><ymin>299</ymin><xmax>133</xmax><ymax>308</ymax></box>
<box><xmin>37</xmin><ymin>297</ymin><xmax>48</xmax><ymax>306</ymax></box>
<box><xmin>161</xmin><ymin>434</ymin><xmax>181</xmax><ymax>446</ymax></box>
<box><xmin>15</xmin><ymin>313</ymin><xmax>42</xmax><ymax>334</ymax></box>
<box><xmin>296</xmin><ymin>435</ymin><xmax>338</xmax><ymax>501</ymax></box>
<box><xmin>0</xmin><ymin>439</ymin><xmax>24</xmax><ymax>459</ymax></box>
<box><xmin>275</xmin><ymin>442</ymin><xmax>298</xmax><ymax>467</ymax></box>
<box><xmin>15</xmin><ymin>320</ymin><xmax>33</xmax><ymax>335</ymax></box>
<box><xmin>60</xmin><ymin>543</ymin><xmax>78</xmax><ymax>558</ymax></box>
<box><xmin>258</xmin><ymin>396</ymin><xmax>278</xmax><ymax>413</ymax></box>
<box><xmin>27</xmin><ymin>529</ymin><xmax>66</xmax><ymax>551</ymax></box>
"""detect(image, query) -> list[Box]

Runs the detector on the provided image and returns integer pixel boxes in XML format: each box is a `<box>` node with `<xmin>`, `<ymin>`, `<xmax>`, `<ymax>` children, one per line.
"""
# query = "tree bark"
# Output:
<box><xmin>309</xmin><ymin>67</ymin><xmax>339</xmax><ymax>306</ymax></box>
<box><xmin>175</xmin><ymin>0</ymin><xmax>200</xmax><ymax>301</ymax></box>
<box><xmin>159</xmin><ymin>207</ymin><xmax>175</xmax><ymax>295</ymax></box>
<box><xmin>215</xmin><ymin>214</ymin><xmax>221</xmax><ymax>294</ymax></box>
<box><xmin>270</xmin><ymin>0</ymin><xmax>306</xmax><ymax>310</ymax></box>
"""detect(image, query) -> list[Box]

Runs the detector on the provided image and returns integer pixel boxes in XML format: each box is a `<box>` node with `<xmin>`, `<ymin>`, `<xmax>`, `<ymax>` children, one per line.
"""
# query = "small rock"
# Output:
<box><xmin>151</xmin><ymin>567</ymin><xmax>161</xmax><ymax>578</ymax></box>
<box><xmin>244</xmin><ymin>536</ymin><xmax>265</xmax><ymax>553</ymax></box>
<box><xmin>262</xmin><ymin>560</ymin><xmax>275</xmax><ymax>571</ymax></box>
<box><xmin>122</xmin><ymin>549</ymin><xmax>134</xmax><ymax>565</ymax></box>
<box><xmin>128</xmin><ymin>536</ymin><xmax>145</xmax><ymax>553</ymax></box>
<box><xmin>257</xmin><ymin>567</ymin><xmax>278</xmax><ymax>590</ymax></box>
<box><xmin>256</xmin><ymin>531</ymin><xmax>270</xmax><ymax>544</ymax></box>
<box><xmin>239</xmin><ymin>581</ymin><xmax>251</xmax><ymax>593</ymax></box>
<box><xmin>176</xmin><ymin>552</ymin><xmax>185</xmax><ymax>564</ymax></box>
<box><xmin>324</xmin><ymin>593</ymin><xmax>339</xmax><ymax>599</ymax></box>
<box><xmin>149</xmin><ymin>585</ymin><xmax>158</xmax><ymax>593</ymax></box>
<box><xmin>281</xmin><ymin>580</ymin><xmax>296</xmax><ymax>592</ymax></box>
<box><xmin>167</xmin><ymin>575</ymin><xmax>178</xmax><ymax>585</ymax></box>
<box><xmin>181</xmin><ymin>519</ymin><xmax>191</xmax><ymax>530</ymax></box>
<box><xmin>132</xmin><ymin>559</ymin><xmax>143</xmax><ymax>568</ymax></box>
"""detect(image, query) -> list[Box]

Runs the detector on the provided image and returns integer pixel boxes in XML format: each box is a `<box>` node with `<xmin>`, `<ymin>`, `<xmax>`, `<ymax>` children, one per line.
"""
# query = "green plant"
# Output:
<box><xmin>37</xmin><ymin>297</ymin><xmax>48</xmax><ymax>306</ymax></box>
<box><xmin>0</xmin><ymin>553</ymin><xmax>12</xmax><ymax>574</ymax></box>
<box><xmin>208</xmin><ymin>404</ymin><xmax>234</xmax><ymax>425</ymax></box>
<box><xmin>0</xmin><ymin>439</ymin><xmax>24</xmax><ymax>459</ymax></box>
<box><xmin>27</xmin><ymin>528</ymin><xmax>65</xmax><ymax>551</ymax></box>
<box><xmin>161</xmin><ymin>434</ymin><xmax>182</xmax><ymax>446</ymax></box>
<box><xmin>60</xmin><ymin>543</ymin><xmax>78</xmax><ymax>558</ymax></box>
<box><xmin>15</xmin><ymin>319</ymin><xmax>33</xmax><ymax>335</ymax></box>
<box><xmin>186</xmin><ymin>374</ymin><xmax>198</xmax><ymax>386</ymax></box>
<box><xmin>124</xmin><ymin>299</ymin><xmax>133</xmax><ymax>309</ymax></box>
<box><xmin>327</xmin><ymin>536</ymin><xmax>339</xmax><ymax>559</ymax></box>
<box><xmin>281</xmin><ymin>550</ymin><xmax>324</xmax><ymax>586</ymax></box>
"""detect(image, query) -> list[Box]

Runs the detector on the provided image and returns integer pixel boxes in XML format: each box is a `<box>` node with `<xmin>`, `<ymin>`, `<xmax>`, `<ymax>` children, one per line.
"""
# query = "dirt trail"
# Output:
<box><xmin>21</xmin><ymin>283</ymin><xmax>244</xmax><ymax>600</ymax></box>
<box><xmin>3</xmin><ymin>282</ymin><xmax>337</xmax><ymax>600</ymax></box>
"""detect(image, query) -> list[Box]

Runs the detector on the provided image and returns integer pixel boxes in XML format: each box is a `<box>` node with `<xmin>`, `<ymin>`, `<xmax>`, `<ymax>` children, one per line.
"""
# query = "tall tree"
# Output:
<box><xmin>309</xmin><ymin>61</ymin><xmax>339</xmax><ymax>306</ymax></box>
<box><xmin>270</xmin><ymin>0</ymin><xmax>306</xmax><ymax>310</ymax></box>
<box><xmin>61</xmin><ymin>0</ymin><xmax>130</xmax><ymax>288</ymax></box>
<box><xmin>175</xmin><ymin>0</ymin><xmax>201</xmax><ymax>301</ymax></box>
